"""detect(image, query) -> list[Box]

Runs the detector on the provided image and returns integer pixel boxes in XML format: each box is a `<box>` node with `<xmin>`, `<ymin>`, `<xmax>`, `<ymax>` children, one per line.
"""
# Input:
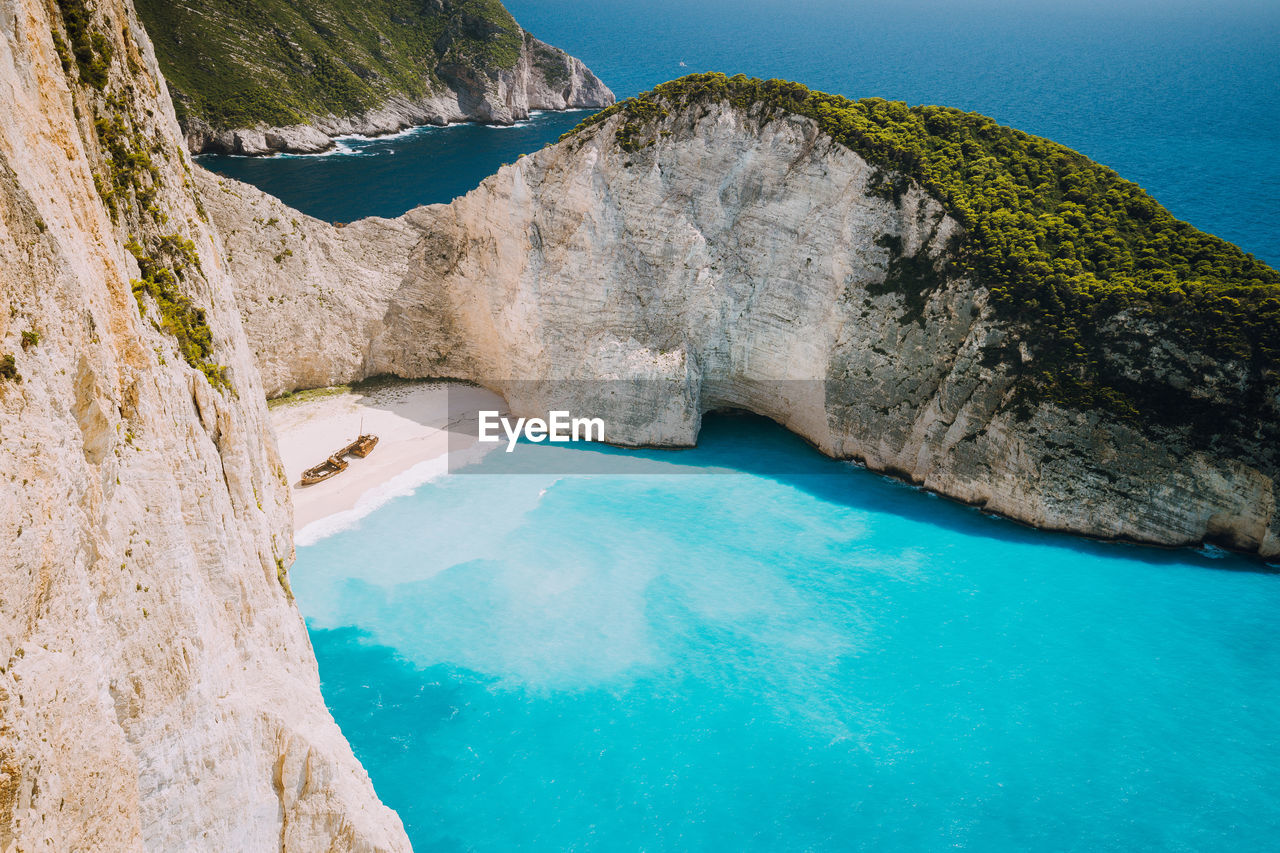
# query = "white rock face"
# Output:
<box><xmin>207</xmin><ymin>182</ymin><xmax>421</xmax><ymax>392</ymax></box>
<box><xmin>187</xmin><ymin>33</ymin><xmax>614</xmax><ymax>156</ymax></box>
<box><xmin>209</xmin><ymin>100</ymin><xmax>1279</xmax><ymax>560</ymax></box>
<box><xmin>0</xmin><ymin>0</ymin><xmax>409</xmax><ymax>848</ymax></box>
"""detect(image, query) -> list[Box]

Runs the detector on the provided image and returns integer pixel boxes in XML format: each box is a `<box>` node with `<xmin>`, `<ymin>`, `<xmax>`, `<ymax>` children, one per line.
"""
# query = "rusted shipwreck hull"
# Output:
<box><xmin>300</xmin><ymin>453</ymin><xmax>349</xmax><ymax>486</ymax></box>
<box><xmin>298</xmin><ymin>433</ymin><xmax>379</xmax><ymax>486</ymax></box>
<box><xmin>343</xmin><ymin>434</ymin><xmax>379</xmax><ymax>458</ymax></box>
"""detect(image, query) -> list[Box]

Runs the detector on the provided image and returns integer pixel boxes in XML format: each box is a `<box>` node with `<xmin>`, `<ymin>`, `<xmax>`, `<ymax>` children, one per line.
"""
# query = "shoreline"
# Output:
<box><xmin>188</xmin><ymin>107</ymin><xmax>598</xmax><ymax>159</ymax></box>
<box><xmin>268</xmin><ymin>380</ymin><xmax>505</xmax><ymax>545</ymax></box>
<box><xmin>266</xmin><ymin>382</ymin><xmax>1279</xmax><ymax>567</ymax></box>
<box><xmin>194</xmin><ymin>109</ymin><xmax>589</xmax><ymax>161</ymax></box>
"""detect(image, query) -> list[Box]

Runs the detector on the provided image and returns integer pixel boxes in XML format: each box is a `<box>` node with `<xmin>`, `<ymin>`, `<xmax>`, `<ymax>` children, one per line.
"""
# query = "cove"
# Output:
<box><xmin>293</xmin><ymin>414</ymin><xmax>1280</xmax><ymax>851</ymax></box>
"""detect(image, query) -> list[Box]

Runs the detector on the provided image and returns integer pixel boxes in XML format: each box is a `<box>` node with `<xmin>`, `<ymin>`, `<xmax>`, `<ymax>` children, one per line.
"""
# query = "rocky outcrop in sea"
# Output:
<box><xmin>204</xmin><ymin>93</ymin><xmax>1279</xmax><ymax>560</ymax></box>
<box><xmin>185</xmin><ymin>33</ymin><xmax>614</xmax><ymax>156</ymax></box>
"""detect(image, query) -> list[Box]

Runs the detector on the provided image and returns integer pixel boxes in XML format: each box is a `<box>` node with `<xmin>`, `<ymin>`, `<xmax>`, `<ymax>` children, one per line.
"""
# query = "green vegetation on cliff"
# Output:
<box><xmin>0</xmin><ymin>354</ymin><xmax>18</xmax><ymax>383</ymax></box>
<box><xmin>49</xmin><ymin>0</ymin><xmax>229</xmax><ymax>392</ymax></box>
<box><xmin>126</xmin><ymin>236</ymin><xmax>229</xmax><ymax>390</ymax></box>
<box><xmin>54</xmin><ymin>0</ymin><xmax>111</xmax><ymax>89</ymax></box>
<box><xmin>134</xmin><ymin>0</ymin><xmax>525</xmax><ymax>130</ymax></box>
<box><xmin>567</xmin><ymin>74</ymin><xmax>1280</xmax><ymax>423</ymax></box>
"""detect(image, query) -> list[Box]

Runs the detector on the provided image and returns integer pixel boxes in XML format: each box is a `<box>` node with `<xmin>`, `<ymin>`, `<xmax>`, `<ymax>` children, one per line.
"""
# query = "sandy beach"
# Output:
<box><xmin>269</xmin><ymin>380</ymin><xmax>506</xmax><ymax>543</ymax></box>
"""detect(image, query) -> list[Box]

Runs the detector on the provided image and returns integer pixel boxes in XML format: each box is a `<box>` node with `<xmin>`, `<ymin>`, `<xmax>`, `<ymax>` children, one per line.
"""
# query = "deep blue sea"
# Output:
<box><xmin>254</xmin><ymin>2</ymin><xmax>1280</xmax><ymax>848</ymax></box>
<box><xmin>201</xmin><ymin>0</ymin><xmax>1280</xmax><ymax>266</ymax></box>
<box><xmin>298</xmin><ymin>417</ymin><xmax>1280</xmax><ymax>851</ymax></box>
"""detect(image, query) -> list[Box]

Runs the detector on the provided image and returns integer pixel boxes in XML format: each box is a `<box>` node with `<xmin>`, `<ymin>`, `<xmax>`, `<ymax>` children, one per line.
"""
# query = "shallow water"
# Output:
<box><xmin>248</xmin><ymin>3</ymin><xmax>1280</xmax><ymax>845</ymax></box>
<box><xmin>295</xmin><ymin>415</ymin><xmax>1280</xmax><ymax>851</ymax></box>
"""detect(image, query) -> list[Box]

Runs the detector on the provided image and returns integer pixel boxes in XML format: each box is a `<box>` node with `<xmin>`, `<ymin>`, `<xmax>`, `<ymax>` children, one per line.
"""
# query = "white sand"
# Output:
<box><xmin>269</xmin><ymin>381</ymin><xmax>506</xmax><ymax>544</ymax></box>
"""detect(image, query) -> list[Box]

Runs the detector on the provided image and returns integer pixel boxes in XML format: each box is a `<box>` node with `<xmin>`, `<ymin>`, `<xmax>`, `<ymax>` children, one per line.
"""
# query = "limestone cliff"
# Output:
<box><xmin>0</xmin><ymin>0</ymin><xmax>408</xmax><ymax>848</ymax></box>
<box><xmin>134</xmin><ymin>0</ymin><xmax>615</xmax><ymax>155</ymax></box>
<box><xmin>205</xmin><ymin>84</ymin><xmax>1279</xmax><ymax>560</ymax></box>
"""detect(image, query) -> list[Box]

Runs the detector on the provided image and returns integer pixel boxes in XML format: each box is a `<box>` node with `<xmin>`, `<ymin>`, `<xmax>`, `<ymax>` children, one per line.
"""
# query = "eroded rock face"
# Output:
<box><xmin>208</xmin><ymin>98</ymin><xmax>1278</xmax><ymax>560</ymax></box>
<box><xmin>186</xmin><ymin>34</ymin><xmax>614</xmax><ymax>156</ymax></box>
<box><xmin>0</xmin><ymin>0</ymin><xmax>409</xmax><ymax>848</ymax></box>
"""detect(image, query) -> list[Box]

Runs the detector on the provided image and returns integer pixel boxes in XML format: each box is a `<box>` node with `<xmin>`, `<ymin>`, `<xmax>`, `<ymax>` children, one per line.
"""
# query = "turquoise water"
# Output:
<box><xmin>202</xmin><ymin>0</ymin><xmax>1280</xmax><ymax>265</ymax></box>
<box><xmin>296</xmin><ymin>416</ymin><xmax>1280</xmax><ymax>851</ymax></box>
<box><xmin>242</xmin><ymin>3</ymin><xmax>1280</xmax><ymax>845</ymax></box>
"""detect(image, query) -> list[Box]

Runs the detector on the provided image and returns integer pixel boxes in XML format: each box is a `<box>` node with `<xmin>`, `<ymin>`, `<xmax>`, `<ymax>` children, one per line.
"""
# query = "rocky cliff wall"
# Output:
<box><xmin>206</xmin><ymin>99</ymin><xmax>1278</xmax><ymax>560</ymax></box>
<box><xmin>0</xmin><ymin>0</ymin><xmax>409</xmax><ymax>848</ymax></box>
<box><xmin>184</xmin><ymin>32</ymin><xmax>613</xmax><ymax>156</ymax></box>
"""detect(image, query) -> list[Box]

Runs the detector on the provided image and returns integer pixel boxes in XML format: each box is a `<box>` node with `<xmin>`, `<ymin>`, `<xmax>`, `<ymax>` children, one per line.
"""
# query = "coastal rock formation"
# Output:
<box><xmin>135</xmin><ymin>0</ymin><xmax>614</xmax><ymax>155</ymax></box>
<box><xmin>207</xmin><ymin>182</ymin><xmax>421</xmax><ymax>391</ymax></box>
<box><xmin>205</xmin><ymin>83</ymin><xmax>1279</xmax><ymax>560</ymax></box>
<box><xmin>182</xmin><ymin>34</ymin><xmax>613</xmax><ymax>157</ymax></box>
<box><xmin>0</xmin><ymin>0</ymin><xmax>408</xmax><ymax>848</ymax></box>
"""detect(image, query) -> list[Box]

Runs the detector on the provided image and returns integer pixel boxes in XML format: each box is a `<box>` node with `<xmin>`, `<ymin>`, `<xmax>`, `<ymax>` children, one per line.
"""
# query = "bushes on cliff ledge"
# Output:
<box><xmin>53</xmin><ymin>0</ymin><xmax>111</xmax><ymax>89</ymax></box>
<box><xmin>565</xmin><ymin>73</ymin><xmax>1280</xmax><ymax>424</ymax></box>
<box><xmin>126</xmin><ymin>236</ymin><xmax>229</xmax><ymax>390</ymax></box>
<box><xmin>0</xmin><ymin>354</ymin><xmax>18</xmax><ymax>383</ymax></box>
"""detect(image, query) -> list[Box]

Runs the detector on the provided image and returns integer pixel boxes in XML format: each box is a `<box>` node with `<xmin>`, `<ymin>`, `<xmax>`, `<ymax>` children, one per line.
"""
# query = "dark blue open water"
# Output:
<box><xmin>243</xmin><ymin>3</ymin><xmax>1280</xmax><ymax>848</ymax></box>
<box><xmin>202</xmin><ymin>0</ymin><xmax>1280</xmax><ymax>266</ymax></box>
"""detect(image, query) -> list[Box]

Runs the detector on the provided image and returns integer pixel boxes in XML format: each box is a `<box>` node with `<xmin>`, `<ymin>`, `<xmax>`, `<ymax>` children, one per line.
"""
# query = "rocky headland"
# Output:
<box><xmin>134</xmin><ymin>0</ymin><xmax>615</xmax><ymax>155</ymax></box>
<box><xmin>205</xmin><ymin>74</ymin><xmax>1280</xmax><ymax>560</ymax></box>
<box><xmin>3</xmin><ymin>0</ymin><xmax>1278</xmax><ymax>843</ymax></box>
